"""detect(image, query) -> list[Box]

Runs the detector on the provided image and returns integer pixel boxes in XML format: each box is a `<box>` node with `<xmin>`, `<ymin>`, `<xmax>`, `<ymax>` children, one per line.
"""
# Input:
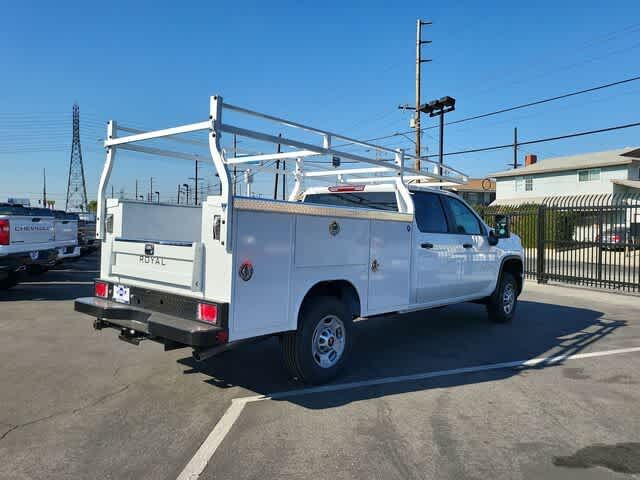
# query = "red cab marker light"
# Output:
<box><xmin>95</xmin><ymin>281</ymin><xmax>108</xmax><ymax>298</ymax></box>
<box><xmin>328</xmin><ymin>185</ymin><xmax>365</xmax><ymax>193</ymax></box>
<box><xmin>198</xmin><ymin>303</ymin><xmax>218</xmax><ymax>324</ymax></box>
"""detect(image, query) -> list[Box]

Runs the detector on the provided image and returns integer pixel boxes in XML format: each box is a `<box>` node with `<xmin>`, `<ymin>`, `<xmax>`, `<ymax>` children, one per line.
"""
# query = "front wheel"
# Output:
<box><xmin>281</xmin><ymin>296</ymin><xmax>353</xmax><ymax>384</ymax></box>
<box><xmin>487</xmin><ymin>272</ymin><xmax>518</xmax><ymax>323</ymax></box>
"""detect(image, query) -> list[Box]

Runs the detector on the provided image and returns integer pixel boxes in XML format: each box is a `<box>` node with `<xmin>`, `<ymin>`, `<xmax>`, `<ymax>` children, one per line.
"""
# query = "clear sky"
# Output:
<box><xmin>1</xmin><ymin>0</ymin><xmax>639</xmax><ymax>206</ymax></box>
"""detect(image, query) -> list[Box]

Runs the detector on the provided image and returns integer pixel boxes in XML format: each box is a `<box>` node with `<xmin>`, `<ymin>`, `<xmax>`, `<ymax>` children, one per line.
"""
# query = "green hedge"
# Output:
<box><xmin>476</xmin><ymin>205</ymin><xmax>577</xmax><ymax>249</ymax></box>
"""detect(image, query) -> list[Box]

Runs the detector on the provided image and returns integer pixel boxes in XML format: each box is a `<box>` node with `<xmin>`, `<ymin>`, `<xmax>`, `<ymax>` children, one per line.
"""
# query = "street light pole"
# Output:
<box><xmin>422</xmin><ymin>96</ymin><xmax>456</xmax><ymax>183</ymax></box>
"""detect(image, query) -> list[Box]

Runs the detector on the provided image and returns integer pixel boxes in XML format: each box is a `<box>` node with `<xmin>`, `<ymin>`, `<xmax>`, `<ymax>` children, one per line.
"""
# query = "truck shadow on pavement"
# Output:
<box><xmin>179</xmin><ymin>300</ymin><xmax>625</xmax><ymax>408</ymax></box>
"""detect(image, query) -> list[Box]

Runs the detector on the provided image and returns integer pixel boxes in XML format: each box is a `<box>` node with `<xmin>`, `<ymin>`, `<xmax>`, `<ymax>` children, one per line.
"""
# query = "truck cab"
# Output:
<box><xmin>303</xmin><ymin>184</ymin><xmax>523</xmax><ymax>310</ymax></box>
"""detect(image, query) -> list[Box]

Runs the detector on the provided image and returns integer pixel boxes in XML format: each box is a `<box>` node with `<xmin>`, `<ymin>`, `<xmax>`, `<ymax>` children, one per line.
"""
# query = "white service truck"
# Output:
<box><xmin>75</xmin><ymin>96</ymin><xmax>524</xmax><ymax>384</ymax></box>
<box><xmin>0</xmin><ymin>204</ymin><xmax>57</xmax><ymax>288</ymax></box>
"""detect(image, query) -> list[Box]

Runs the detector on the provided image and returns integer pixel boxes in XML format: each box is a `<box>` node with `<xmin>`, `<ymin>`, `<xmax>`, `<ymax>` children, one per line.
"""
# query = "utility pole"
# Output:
<box><xmin>177</xmin><ymin>184</ymin><xmax>181</xmax><ymax>204</ymax></box>
<box><xmin>282</xmin><ymin>158</ymin><xmax>286</xmax><ymax>200</ymax></box>
<box><xmin>513</xmin><ymin>127</ymin><xmax>519</xmax><ymax>169</ymax></box>
<box><xmin>42</xmin><ymin>169</ymin><xmax>47</xmax><ymax>208</ymax></box>
<box><xmin>135</xmin><ymin>179</ymin><xmax>138</xmax><ymax>199</ymax></box>
<box><xmin>149</xmin><ymin>177</ymin><xmax>153</xmax><ymax>202</ymax></box>
<box><xmin>274</xmin><ymin>134</ymin><xmax>281</xmax><ymax>200</ymax></box>
<box><xmin>111</xmin><ymin>185</ymin><xmax>115</xmax><ymax>198</ymax></box>
<box><xmin>194</xmin><ymin>161</ymin><xmax>199</xmax><ymax>205</ymax></box>
<box><xmin>232</xmin><ymin>134</ymin><xmax>237</xmax><ymax>196</ymax></box>
<box><xmin>415</xmin><ymin>19</ymin><xmax>432</xmax><ymax>171</ymax></box>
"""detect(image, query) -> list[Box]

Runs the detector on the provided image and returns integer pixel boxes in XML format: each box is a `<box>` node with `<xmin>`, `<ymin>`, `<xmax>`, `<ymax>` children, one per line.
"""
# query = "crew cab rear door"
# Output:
<box><xmin>411</xmin><ymin>191</ymin><xmax>462</xmax><ymax>303</ymax></box>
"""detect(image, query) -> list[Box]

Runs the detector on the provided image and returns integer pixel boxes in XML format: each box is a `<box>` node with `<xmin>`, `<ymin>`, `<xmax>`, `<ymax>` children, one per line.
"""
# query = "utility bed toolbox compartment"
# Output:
<box><xmin>110</xmin><ymin>238</ymin><xmax>203</xmax><ymax>290</ymax></box>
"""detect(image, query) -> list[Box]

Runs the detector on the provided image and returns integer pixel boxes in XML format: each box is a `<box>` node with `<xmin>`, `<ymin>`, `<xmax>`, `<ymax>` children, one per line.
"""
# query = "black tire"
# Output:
<box><xmin>27</xmin><ymin>265</ymin><xmax>49</xmax><ymax>276</ymax></box>
<box><xmin>281</xmin><ymin>296</ymin><xmax>353</xmax><ymax>384</ymax></box>
<box><xmin>0</xmin><ymin>272</ymin><xmax>18</xmax><ymax>290</ymax></box>
<box><xmin>487</xmin><ymin>272</ymin><xmax>518</xmax><ymax>323</ymax></box>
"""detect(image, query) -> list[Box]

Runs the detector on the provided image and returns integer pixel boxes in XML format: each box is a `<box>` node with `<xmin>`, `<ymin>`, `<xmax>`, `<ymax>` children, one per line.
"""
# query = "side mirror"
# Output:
<box><xmin>495</xmin><ymin>214</ymin><xmax>510</xmax><ymax>239</ymax></box>
<box><xmin>488</xmin><ymin>229</ymin><xmax>499</xmax><ymax>246</ymax></box>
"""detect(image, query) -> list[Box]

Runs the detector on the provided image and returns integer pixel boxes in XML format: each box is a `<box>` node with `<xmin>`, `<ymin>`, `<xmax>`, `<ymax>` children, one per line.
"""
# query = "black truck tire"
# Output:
<box><xmin>281</xmin><ymin>296</ymin><xmax>353</xmax><ymax>384</ymax></box>
<box><xmin>0</xmin><ymin>272</ymin><xmax>18</xmax><ymax>290</ymax></box>
<box><xmin>487</xmin><ymin>272</ymin><xmax>518</xmax><ymax>323</ymax></box>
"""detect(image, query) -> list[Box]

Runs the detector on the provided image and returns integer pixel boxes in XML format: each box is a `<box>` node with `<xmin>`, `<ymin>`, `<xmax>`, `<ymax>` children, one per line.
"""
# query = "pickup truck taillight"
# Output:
<box><xmin>0</xmin><ymin>219</ymin><xmax>9</xmax><ymax>245</ymax></box>
<box><xmin>95</xmin><ymin>281</ymin><xmax>108</xmax><ymax>298</ymax></box>
<box><xmin>197</xmin><ymin>303</ymin><xmax>218</xmax><ymax>325</ymax></box>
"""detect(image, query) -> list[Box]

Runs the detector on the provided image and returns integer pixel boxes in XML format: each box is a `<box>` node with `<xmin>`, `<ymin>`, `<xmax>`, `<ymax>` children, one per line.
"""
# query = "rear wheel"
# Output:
<box><xmin>282</xmin><ymin>296</ymin><xmax>352</xmax><ymax>384</ymax></box>
<box><xmin>0</xmin><ymin>272</ymin><xmax>18</xmax><ymax>290</ymax></box>
<box><xmin>487</xmin><ymin>272</ymin><xmax>518</xmax><ymax>323</ymax></box>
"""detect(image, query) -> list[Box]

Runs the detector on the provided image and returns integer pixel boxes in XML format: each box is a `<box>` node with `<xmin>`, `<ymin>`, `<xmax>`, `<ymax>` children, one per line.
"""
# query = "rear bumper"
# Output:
<box><xmin>74</xmin><ymin>297</ymin><xmax>226</xmax><ymax>348</ymax></box>
<box><xmin>56</xmin><ymin>245</ymin><xmax>81</xmax><ymax>260</ymax></box>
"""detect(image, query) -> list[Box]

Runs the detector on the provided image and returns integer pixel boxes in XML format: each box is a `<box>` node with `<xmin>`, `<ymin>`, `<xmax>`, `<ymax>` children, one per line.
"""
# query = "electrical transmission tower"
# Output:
<box><xmin>65</xmin><ymin>103</ymin><xmax>88</xmax><ymax>212</ymax></box>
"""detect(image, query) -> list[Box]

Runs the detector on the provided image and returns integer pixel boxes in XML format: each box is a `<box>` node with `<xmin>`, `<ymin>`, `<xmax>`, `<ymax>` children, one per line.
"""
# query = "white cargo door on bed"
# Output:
<box><xmin>231</xmin><ymin>210</ymin><xmax>294</xmax><ymax>340</ymax></box>
<box><xmin>367</xmin><ymin>219</ymin><xmax>411</xmax><ymax>313</ymax></box>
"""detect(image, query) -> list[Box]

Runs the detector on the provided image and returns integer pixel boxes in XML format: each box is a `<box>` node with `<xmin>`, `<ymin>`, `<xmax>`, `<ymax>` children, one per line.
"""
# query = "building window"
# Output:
<box><xmin>515</xmin><ymin>177</ymin><xmax>524</xmax><ymax>192</ymax></box>
<box><xmin>525</xmin><ymin>177</ymin><xmax>533</xmax><ymax>191</ymax></box>
<box><xmin>578</xmin><ymin>168</ymin><xmax>601</xmax><ymax>182</ymax></box>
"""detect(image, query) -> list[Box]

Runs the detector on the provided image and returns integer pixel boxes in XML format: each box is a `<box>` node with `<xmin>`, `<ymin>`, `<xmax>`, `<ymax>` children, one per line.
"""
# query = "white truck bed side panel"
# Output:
<box><xmin>294</xmin><ymin>216</ymin><xmax>369</xmax><ymax>267</ymax></box>
<box><xmin>367</xmin><ymin>219</ymin><xmax>412</xmax><ymax>313</ymax></box>
<box><xmin>290</xmin><ymin>264</ymin><xmax>369</xmax><ymax>324</ymax></box>
<box><xmin>231</xmin><ymin>210</ymin><xmax>294</xmax><ymax>340</ymax></box>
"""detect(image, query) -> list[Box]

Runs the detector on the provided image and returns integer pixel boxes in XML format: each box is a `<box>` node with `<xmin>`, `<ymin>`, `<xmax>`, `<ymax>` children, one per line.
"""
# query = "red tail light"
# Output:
<box><xmin>612</xmin><ymin>235</ymin><xmax>621</xmax><ymax>242</ymax></box>
<box><xmin>95</xmin><ymin>281</ymin><xmax>108</xmax><ymax>298</ymax></box>
<box><xmin>197</xmin><ymin>303</ymin><xmax>218</xmax><ymax>324</ymax></box>
<box><xmin>328</xmin><ymin>185</ymin><xmax>365</xmax><ymax>192</ymax></box>
<box><xmin>0</xmin><ymin>219</ymin><xmax>10</xmax><ymax>245</ymax></box>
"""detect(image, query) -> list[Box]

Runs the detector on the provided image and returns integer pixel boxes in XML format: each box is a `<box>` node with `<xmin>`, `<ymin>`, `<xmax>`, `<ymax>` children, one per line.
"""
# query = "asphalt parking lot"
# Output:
<box><xmin>1</xmin><ymin>253</ymin><xmax>639</xmax><ymax>480</ymax></box>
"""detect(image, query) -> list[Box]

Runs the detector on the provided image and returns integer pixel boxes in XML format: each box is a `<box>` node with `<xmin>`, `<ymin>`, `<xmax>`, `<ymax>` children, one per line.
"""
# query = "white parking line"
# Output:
<box><xmin>176</xmin><ymin>346</ymin><xmax>640</xmax><ymax>480</ymax></box>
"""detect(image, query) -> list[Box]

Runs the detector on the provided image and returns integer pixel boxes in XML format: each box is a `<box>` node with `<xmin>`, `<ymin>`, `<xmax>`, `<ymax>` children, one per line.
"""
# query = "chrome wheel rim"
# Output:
<box><xmin>311</xmin><ymin>315</ymin><xmax>346</xmax><ymax>369</ymax></box>
<box><xmin>503</xmin><ymin>283</ymin><xmax>516</xmax><ymax>315</ymax></box>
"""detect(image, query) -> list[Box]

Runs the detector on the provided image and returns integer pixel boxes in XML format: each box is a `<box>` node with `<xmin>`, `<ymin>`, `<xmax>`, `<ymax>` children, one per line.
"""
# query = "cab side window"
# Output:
<box><xmin>412</xmin><ymin>192</ymin><xmax>449</xmax><ymax>233</ymax></box>
<box><xmin>443</xmin><ymin>197</ymin><xmax>483</xmax><ymax>235</ymax></box>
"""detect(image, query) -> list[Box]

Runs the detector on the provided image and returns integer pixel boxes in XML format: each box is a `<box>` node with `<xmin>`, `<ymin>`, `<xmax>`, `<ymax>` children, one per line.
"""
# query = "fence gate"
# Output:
<box><xmin>478</xmin><ymin>194</ymin><xmax>640</xmax><ymax>293</ymax></box>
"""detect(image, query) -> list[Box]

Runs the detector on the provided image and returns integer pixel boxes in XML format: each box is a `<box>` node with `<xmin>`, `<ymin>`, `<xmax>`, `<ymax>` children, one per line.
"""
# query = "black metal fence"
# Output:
<box><xmin>477</xmin><ymin>194</ymin><xmax>640</xmax><ymax>293</ymax></box>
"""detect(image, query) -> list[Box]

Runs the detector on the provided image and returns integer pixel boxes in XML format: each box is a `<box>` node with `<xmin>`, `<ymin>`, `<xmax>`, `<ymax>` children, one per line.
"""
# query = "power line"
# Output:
<box><xmin>421</xmin><ymin>120</ymin><xmax>640</xmax><ymax>159</ymax></box>
<box><xmin>363</xmin><ymin>74</ymin><xmax>640</xmax><ymax>145</ymax></box>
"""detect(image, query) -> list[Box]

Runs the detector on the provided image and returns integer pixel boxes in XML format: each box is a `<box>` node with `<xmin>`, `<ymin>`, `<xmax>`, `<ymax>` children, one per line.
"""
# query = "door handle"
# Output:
<box><xmin>421</xmin><ymin>242</ymin><xmax>434</xmax><ymax>249</ymax></box>
<box><xmin>462</xmin><ymin>243</ymin><xmax>473</xmax><ymax>249</ymax></box>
